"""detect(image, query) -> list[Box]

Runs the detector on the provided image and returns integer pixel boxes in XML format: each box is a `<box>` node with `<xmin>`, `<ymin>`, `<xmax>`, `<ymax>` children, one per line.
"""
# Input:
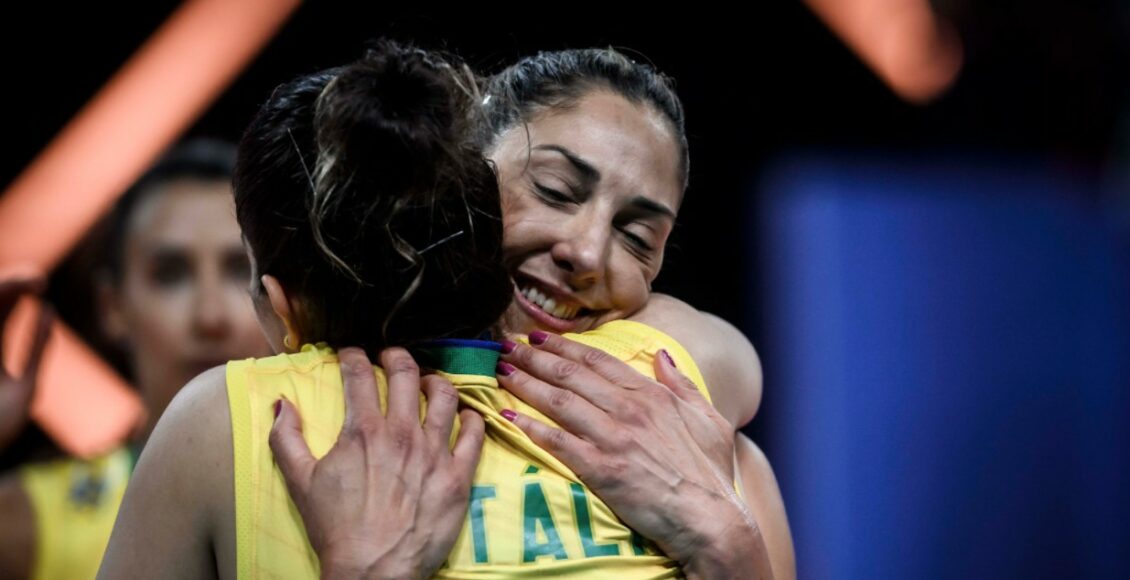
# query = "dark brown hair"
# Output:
<box><xmin>234</xmin><ymin>41</ymin><xmax>511</xmax><ymax>352</ymax></box>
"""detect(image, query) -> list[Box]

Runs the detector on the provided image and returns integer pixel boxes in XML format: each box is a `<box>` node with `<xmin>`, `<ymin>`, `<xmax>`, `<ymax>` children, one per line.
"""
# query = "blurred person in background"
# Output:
<box><xmin>0</xmin><ymin>139</ymin><xmax>271</xmax><ymax>580</ymax></box>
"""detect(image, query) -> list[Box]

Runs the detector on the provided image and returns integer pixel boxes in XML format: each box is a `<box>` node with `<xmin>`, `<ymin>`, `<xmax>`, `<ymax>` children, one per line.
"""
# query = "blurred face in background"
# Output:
<box><xmin>100</xmin><ymin>178</ymin><xmax>271</xmax><ymax>438</ymax></box>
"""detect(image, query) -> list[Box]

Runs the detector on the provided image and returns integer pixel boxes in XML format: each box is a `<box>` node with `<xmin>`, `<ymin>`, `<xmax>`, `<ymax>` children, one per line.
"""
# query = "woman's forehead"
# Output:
<box><xmin>126</xmin><ymin>180</ymin><xmax>241</xmax><ymax>247</ymax></box>
<box><xmin>501</xmin><ymin>92</ymin><xmax>683</xmax><ymax>202</ymax></box>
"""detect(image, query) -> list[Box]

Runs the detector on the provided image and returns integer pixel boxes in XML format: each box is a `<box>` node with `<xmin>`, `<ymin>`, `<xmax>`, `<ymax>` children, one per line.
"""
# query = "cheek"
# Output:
<box><xmin>120</xmin><ymin>277</ymin><xmax>192</xmax><ymax>343</ymax></box>
<box><xmin>607</xmin><ymin>256</ymin><xmax>655</xmax><ymax>312</ymax></box>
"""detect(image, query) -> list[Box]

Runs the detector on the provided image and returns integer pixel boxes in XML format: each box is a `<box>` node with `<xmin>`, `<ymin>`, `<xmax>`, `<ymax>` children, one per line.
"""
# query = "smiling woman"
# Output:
<box><xmin>495</xmin><ymin>91</ymin><xmax>683</xmax><ymax>334</ymax></box>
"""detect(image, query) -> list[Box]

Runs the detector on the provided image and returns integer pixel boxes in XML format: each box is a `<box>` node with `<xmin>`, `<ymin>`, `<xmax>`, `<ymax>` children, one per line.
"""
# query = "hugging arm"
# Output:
<box><xmin>497</xmin><ymin>332</ymin><xmax>786</xmax><ymax>579</ymax></box>
<box><xmin>498</xmin><ymin>293</ymin><xmax>795</xmax><ymax>579</ymax></box>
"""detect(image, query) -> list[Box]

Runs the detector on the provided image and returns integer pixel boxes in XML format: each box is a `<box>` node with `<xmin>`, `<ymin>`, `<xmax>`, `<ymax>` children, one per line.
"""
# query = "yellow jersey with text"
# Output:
<box><xmin>226</xmin><ymin>320</ymin><xmax>708</xmax><ymax>579</ymax></box>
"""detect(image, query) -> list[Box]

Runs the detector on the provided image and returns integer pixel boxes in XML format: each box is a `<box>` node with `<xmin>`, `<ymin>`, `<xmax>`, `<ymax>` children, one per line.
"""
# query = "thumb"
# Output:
<box><xmin>268</xmin><ymin>398</ymin><xmax>315</xmax><ymax>494</ymax></box>
<box><xmin>654</xmin><ymin>349</ymin><xmax>709</xmax><ymax>406</ymax></box>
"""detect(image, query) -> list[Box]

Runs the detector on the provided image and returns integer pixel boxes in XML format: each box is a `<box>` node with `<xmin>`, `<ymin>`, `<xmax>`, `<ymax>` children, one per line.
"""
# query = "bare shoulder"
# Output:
<box><xmin>630</xmin><ymin>293</ymin><xmax>764</xmax><ymax>428</ymax></box>
<box><xmin>99</xmin><ymin>365</ymin><xmax>233</xmax><ymax>580</ymax></box>
<box><xmin>0</xmin><ymin>471</ymin><xmax>34</xmax><ymax>579</ymax></box>
<box><xmin>137</xmin><ymin>365</ymin><xmax>232</xmax><ymax>481</ymax></box>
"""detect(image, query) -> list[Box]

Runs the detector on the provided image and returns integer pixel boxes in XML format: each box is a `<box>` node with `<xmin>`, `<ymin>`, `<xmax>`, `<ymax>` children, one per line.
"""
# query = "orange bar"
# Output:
<box><xmin>0</xmin><ymin>0</ymin><xmax>300</xmax><ymax>457</ymax></box>
<box><xmin>0</xmin><ymin>0</ymin><xmax>300</xmax><ymax>271</ymax></box>
<box><xmin>803</xmin><ymin>0</ymin><xmax>963</xmax><ymax>104</ymax></box>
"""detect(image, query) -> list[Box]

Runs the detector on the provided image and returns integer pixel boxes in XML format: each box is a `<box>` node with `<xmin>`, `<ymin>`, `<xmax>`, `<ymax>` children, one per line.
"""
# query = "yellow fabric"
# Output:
<box><xmin>227</xmin><ymin>320</ymin><xmax>707</xmax><ymax>579</ymax></box>
<box><xmin>19</xmin><ymin>447</ymin><xmax>132</xmax><ymax>580</ymax></box>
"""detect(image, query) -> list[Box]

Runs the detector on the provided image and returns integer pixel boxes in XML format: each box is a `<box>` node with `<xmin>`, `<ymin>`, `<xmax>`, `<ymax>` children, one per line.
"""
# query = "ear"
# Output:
<box><xmin>261</xmin><ymin>274</ymin><xmax>301</xmax><ymax>351</ymax></box>
<box><xmin>96</xmin><ymin>274</ymin><xmax>129</xmax><ymax>345</ymax></box>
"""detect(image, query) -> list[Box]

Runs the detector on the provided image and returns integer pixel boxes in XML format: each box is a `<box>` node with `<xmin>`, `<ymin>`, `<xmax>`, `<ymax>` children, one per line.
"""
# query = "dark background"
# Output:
<box><xmin>7</xmin><ymin>1</ymin><xmax>1125</xmax><ymax>337</ymax></box>
<box><xmin>5</xmin><ymin>3</ymin><xmax>1128</xmax><ymax>577</ymax></box>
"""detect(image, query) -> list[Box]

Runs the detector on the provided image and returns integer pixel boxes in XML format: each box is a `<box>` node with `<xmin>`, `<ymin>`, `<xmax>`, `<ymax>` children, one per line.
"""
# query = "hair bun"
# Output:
<box><xmin>313</xmin><ymin>41</ymin><xmax>466</xmax><ymax>192</ymax></box>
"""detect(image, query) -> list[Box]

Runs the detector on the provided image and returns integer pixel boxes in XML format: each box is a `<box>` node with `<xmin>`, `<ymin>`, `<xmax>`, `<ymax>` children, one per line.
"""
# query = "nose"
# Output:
<box><xmin>550</xmin><ymin>218</ymin><xmax>611</xmax><ymax>290</ymax></box>
<box><xmin>192</xmin><ymin>268</ymin><xmax>232</xmax><ymax>339</ymax></box>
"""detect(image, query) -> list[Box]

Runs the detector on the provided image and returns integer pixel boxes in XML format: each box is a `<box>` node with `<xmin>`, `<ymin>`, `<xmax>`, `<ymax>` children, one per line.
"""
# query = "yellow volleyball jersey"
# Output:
<box><xmin>19</xmin><ymin>446</ymin><xmax>133</xmax><ymax>580</ymax></box>
<box><xmin>227</xmin><ymin>320</ymin><xmax>708</xmax><ymax>579</ymax></box>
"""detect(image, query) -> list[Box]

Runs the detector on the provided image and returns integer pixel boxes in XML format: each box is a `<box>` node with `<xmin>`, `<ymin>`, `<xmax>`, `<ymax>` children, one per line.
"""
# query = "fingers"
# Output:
<box><xmin>21</xmin><ymin>303</ymin><xmax>54</xmax><ymax>386</ymax></box>
<box><xmin>380</xmin><ymin>347</ymin><xmax>423</xmax><ymax>424</ymax></box>
<box><xmin>421</xmin><ymin>374</ymin><xmax>459</xmax><ymax>444</ymax></box>
<box><xmin>500</xmin><ymin>338</ymin><xmax>629</xmax><ymax>412</ymax></box>
<box><xmin>0</xmin><ymin>275</ymin><xmax>45</xmax><ymax>319</ymax></box>
<box><xmin>450</xmin><ymin>409</ymin><xmax>485</xmax><ymax>479</ymax></box>
<box><xmin>501</xmin><ymin>408</ymin><xmax>596</xmax><ymax>475</ymax></box>
<box><xmin>0</xmin><ymin>277</ymin><xmax>46</xmax><ymax>364</ymax></box>
<box><xmin>653</xmin><ymin>349</ymin><xmax>711</xmax><ymax>409</ymax></box>
<box><xmin>495</xmin><ymin>360</ymin><xmax>615</xmax><ymax>437</ymax></box>
<box><xmin>523</xmin><ymin>331</ymin><xmax>642</xmax><ymax>388</ymax></box>
<box><xmin>269</xmin><ymin>399</ymin><xmax>315</xmax><ymax>493</ymax></box>
<box><xmin>339</xmin><ymin>347</ymin><xmax>382</xmax><ymax>431</ymax></box>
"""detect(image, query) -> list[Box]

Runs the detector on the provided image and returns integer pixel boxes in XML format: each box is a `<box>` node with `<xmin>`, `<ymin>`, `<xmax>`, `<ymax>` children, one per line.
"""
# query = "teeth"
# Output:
<box><xmin>518</xmin><ymin>283</ymin><xmax>580</xmax><ymax>321</ymax></box>
<box><xmin>552</xmin><ymin>303</ymin><xmax>571</xmax><ymax>319</ymax></box>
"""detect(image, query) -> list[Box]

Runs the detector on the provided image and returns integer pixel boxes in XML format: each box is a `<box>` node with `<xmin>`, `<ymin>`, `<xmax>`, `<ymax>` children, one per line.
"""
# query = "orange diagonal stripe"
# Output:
<box><xmin>0</xmin><ymin>0</ymin><xmax>300</xmax><ymax>457</ymax></box>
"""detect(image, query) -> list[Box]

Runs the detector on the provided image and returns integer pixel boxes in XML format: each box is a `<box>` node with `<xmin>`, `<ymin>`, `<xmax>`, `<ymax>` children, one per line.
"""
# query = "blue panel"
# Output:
<box><xmin>755</xmin><ymin>155</ymin><xmax>1130</xmax><ymax>579</ymax></box>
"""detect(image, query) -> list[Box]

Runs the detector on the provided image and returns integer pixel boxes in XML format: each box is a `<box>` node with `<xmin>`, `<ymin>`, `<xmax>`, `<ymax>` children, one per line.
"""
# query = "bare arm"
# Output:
<box><xmin>0</xmin><ymin>474</ymin><xmax>34</xmax><ymax>579</ymax></box>
<box><xmin>633</xmin><ymin>293</ymin><xmax>796</xmax><ymax>577</ymax></box>
<box><xmin>736</xmin><ymin>433</ymin><xmax>796</xmax><ymax>580</ymax></box>
<box><xmin>631</xmin><ymin>293</ymin><xmax>762</xmax><ymax>429</ymax></box>
<box><xmin>0</xmin><ymin>275</ymin><xmax>52</xmax><ymax>452</ymax></box>
<box><xmin>498</xmin><ymin>334</ymin><xmax>775</xmax><ymax>577</ymax></box>
<box><xmin>98</xmin><ymin>366</ymin><xmax>233</xmax><ymax>580</ymax></box>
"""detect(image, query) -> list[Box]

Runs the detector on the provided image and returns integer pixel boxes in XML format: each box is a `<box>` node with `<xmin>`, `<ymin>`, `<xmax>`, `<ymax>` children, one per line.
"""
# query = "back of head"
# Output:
<box><xmin>480</xmin><ymin>47</ymin><xmax>690</xmax><ymax>189</ymax></box>
<box><xmin>235</xmin><ymin>40</ymin><xmax>511</xmax><ymax>352</ymax></box>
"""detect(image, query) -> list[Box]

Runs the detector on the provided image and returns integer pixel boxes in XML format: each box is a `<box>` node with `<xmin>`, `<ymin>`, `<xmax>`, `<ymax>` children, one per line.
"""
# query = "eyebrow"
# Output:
<box><xmin>532</xmin><ymin>144</ymin><xmax>600</xmax><ymax>184</ymax></box>
<box><xmin>628</xmin><ymin>196</ymin><xmax>677</xmax><ymax>220</ymax></box>
<box><xmin>532</xmin><ymin>144</ymin><xmax>675</xmax><ymax>219</ymax></box>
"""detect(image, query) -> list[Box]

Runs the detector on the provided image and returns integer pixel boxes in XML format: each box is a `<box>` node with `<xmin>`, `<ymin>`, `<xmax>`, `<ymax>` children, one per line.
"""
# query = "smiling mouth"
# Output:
<box><xmin>511</xmin><ymin>276</ymin><xmax>588</xmax><ymax>322</ymax></box>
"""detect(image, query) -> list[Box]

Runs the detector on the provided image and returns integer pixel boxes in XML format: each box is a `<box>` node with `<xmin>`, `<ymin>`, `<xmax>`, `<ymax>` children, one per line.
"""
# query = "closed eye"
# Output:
<box><xmin>533</xmin><ymin>182</ymin><xmax>574</xmax><ymax>206</ymax></box>
<box><xmin>620</xmin><ymin>228</ymin><xmax>653</xmax><ymax>252</ymax></box>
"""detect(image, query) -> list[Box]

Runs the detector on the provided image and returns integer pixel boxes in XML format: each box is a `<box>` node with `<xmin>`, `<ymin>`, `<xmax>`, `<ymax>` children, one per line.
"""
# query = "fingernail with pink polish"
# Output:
<box><xmin>660</xmin><ymin>349</ymin><xmax>677</xmax><ymax>368</ymax></box>
<box><xmin>529</xmin><ymin>330</ymin><xmax>549</xmax><ymax>345</ymax></box>
<box><xmin>501</xmin><ymin>409</ymin><xmax>517</xmax><ymax>422</ymax></box>
<box><xmin>499</xmin><ymin>340</ymin><xmax>517</xmax><ymax>355</ymax></box>
<box><xmin>496</xmin><ymin>361</ymin><xmax>516</xmax><ymax>376</ymax></box>
<box><xmin>273</xmin><ymin>400</ymin><xmax>282</xmax><ymax>418</ymax></box>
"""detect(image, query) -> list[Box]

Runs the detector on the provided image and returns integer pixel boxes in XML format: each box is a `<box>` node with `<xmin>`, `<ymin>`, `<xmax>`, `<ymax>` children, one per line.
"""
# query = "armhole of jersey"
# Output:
<box><xmin>226</xmin><ymin>361</ymin><xmax>253</xmax><ymax>580</ymax></box>
<box><xmin>600</xmin><ymin>319</ymin><xmax>712</xmax><ymax>405</ymax></box>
